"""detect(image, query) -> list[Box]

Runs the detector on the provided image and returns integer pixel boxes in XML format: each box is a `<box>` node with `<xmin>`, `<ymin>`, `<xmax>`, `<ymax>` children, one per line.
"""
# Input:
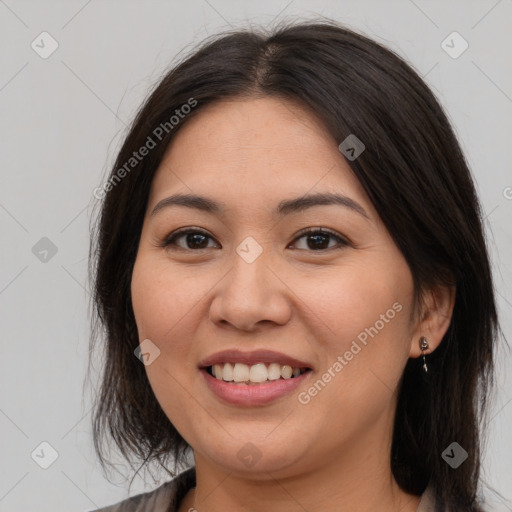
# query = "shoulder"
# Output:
<box><xmin>416</xmin><ymin>485</ymin><xmax>437</xmax><ymax>512</ymax></box>
<box><xmin>90</xmin><ymin>466</ymin><xmax>196</xmax><ymax>512</ymax></box>
<box><xmin>416</xmin><ymin>485</ymin><xmax>452</xmax><ymax>512</ymax></box>
<box><xmin>418</xmin><ymin>484</ymin><xmax>490</xmax><ymax>512</ymax></box>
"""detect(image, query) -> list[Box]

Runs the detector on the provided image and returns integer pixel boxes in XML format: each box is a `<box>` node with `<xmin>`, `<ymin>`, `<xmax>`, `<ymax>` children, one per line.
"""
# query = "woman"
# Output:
<box><xmin>89</xmin><ymin>19</ymin><xmax>499</xmax><ymax>512</ymax></box>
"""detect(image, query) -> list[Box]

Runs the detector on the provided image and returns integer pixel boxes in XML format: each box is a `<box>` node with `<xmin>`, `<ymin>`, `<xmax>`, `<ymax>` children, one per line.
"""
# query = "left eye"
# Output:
<box><xmin>290</xmin><ymin>228</ymin><xmax>349</xmax><ymax>251</ymax></box>
<box><xmin>161</xmin><ymin>228</ymin><xmax>349</xmax><ymax>252</ymax></box>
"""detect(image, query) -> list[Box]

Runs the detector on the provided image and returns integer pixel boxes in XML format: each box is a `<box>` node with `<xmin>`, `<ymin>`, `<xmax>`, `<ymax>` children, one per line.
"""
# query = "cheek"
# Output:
<box><xmin>130</xmin><ymin>256</ymin><xmax>202</xmax><ymax>428</ymax></box>
<box><xmin>297</xmin><ymin>260</ymin><xmax>413</xmax><ymax>400</ymax></box>
<box><xmin>131</xmin><ymin>255</ymin><xmax>200</xmax><ymax>344</ymax></box>
<box><xmin>298</xmin><ymin>259</ymin><xmax>411</xmax><ymax>344</ymax></box>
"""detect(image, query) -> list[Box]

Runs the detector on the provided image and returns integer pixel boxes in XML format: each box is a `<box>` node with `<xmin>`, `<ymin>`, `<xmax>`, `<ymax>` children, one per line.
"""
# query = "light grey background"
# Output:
<box><xmin>0</xmin><ymin>1</ymin><xmax>511</xmax><ymax>511</ymax></box>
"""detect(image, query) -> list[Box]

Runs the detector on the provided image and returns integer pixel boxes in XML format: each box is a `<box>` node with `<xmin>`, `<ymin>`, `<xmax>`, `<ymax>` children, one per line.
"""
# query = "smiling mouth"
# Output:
<box><xmin>205</xmin><ymin>362</ymin><xmax>312</xmax><ymax>385</ymax></box>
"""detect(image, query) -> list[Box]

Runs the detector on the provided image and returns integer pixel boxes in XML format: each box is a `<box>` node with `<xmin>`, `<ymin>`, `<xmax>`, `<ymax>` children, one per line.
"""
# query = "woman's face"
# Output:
<box><xmin>131</xmin><ymin>96</ymin><xmax>422</xmax><ymax>478</ymax></box>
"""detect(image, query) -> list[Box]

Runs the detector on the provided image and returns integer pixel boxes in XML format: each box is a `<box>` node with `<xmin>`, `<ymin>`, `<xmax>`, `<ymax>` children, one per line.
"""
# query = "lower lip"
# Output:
<box><xmin>200</xmin><ymin>368</ymin><xmax>312</xmax><ymax>406</ymax></box>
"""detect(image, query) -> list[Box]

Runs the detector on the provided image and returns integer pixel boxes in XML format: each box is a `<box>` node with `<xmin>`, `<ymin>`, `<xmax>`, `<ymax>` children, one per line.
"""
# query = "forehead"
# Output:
<box><xmin>148</xmin><ymin>96</ymin><xmax>373</xmax><ymax>217</ymax></box>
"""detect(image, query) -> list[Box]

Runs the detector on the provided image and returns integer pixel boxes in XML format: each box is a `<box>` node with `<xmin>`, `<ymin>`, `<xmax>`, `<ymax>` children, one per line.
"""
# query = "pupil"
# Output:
<box><xmin>188</xmin><ymin>233</ymin><xmax>207</xmax><ymax>249</ymax></box>
<box><xmin>308</xmin><ymin>233</ymin><xmax>329</xmax><ymax>250</ymax></box>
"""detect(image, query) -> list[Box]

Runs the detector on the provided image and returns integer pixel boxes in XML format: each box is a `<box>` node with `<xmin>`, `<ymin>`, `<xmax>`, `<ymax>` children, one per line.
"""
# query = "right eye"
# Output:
<box><xmin>161</xmin><ymin>228</ymin><xmax>220</xmax><ymax>251</ymax></box>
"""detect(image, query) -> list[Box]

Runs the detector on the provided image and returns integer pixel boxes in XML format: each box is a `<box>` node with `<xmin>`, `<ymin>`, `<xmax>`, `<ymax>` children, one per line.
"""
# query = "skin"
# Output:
<box><xmin>130</xmin><ymin>96</ymin><xmax>455</xmax><ymax>512</ymax></box>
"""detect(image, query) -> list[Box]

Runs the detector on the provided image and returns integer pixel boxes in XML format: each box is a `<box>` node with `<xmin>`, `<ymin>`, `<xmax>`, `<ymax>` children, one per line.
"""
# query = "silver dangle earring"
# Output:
<box><xmin>420</xmin><ymin>336</ymin><xmax>429</xmax><ymax>373</ymax></box>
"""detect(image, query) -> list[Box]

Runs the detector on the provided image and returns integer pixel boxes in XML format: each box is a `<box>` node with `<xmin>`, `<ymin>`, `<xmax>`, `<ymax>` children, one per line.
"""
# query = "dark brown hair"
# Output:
<box><xmin>88</xmin><ymin>18</ymin><xmax>500</xmax><ymax>510</ymax></box>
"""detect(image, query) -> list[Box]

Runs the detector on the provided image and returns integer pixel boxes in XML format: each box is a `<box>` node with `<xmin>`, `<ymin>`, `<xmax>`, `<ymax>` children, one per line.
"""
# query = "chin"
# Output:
<box><xmin>197</xmin><ymin>439</ymin><xmax>307</xmax><ymax>478</ymax></box>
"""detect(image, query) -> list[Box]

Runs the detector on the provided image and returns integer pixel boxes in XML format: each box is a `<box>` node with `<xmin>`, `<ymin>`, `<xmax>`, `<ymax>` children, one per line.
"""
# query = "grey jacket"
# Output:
<box><xmin>92</xmin><ymin>466</ymin><xmax>442</xmax><ymax>512</ymax></box>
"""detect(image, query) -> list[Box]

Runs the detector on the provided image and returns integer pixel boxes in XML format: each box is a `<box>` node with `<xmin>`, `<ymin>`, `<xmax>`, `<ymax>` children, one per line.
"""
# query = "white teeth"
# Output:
<box><xmin>222</xmin><ymin>362</ymin><xmax>234</xmax><ymax>381</ymax></box>
<box><xmin>281</xmin><ymin>365</ymin><xmax>293</xmax><ymax>379</ymax></box>
<box><xmin>213</xmin><ymin>364</ymin><xmax>223</xmax><ymax>379</ymax></box>
<box><xmin>267</xmin><ymin>363</ymin><xmax>281</xmax><ymax>381</ymax></box>
<box><xmin>249</xmin><ymin>363</ymin><xmax>268</xmax><ymax>383</ymax></box>
<box><xmin>233</xmin><ymin>363</ymin><xmax>250</xmax><ymax>382</ymax></box>
<box><xmin>209</xmin><ymin>362</ymin><xmax>306</xmax><ymax>383</ymax></box>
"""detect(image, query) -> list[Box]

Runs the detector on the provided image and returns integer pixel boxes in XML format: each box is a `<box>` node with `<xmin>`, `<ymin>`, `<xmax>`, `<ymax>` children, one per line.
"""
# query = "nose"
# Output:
<box><xmin>208</xmin><ymin>246</ymin><xmax>292</xmax><ymax>332</ymax></box>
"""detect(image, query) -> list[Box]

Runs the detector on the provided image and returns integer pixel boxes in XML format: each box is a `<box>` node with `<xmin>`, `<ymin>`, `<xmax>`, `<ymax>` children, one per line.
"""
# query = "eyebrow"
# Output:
<box><xmin>150</xmin><ymin>192</ymin><xmax>370</xmax><ymax>220</ymax></box>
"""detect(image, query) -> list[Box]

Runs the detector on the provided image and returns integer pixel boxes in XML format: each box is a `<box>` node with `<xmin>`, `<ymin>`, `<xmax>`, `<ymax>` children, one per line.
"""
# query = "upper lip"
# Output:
<box><xmin>198</xmin><ymin>349</ymin><xmax>313</xmax><ymax>370</ymax></box>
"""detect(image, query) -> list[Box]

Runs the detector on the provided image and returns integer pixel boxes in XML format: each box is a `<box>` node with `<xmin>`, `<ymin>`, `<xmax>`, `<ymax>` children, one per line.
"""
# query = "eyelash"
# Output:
<box><xmin>159</xmin><ymin>226</ymin><xmax>350</xmax><ymax>252</ymax></box>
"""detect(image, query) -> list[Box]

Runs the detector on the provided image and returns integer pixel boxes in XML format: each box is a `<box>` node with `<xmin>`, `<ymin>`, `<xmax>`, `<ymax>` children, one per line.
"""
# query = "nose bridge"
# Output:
<box><xmin>209</xmin><ymin>234</ymin><xmax>290</xmax><ymax>330</ymax></box>
<box><xmin>228</xmin><ymin>234</ymin><xmax>273</xmax><ymax>302</ymax></box>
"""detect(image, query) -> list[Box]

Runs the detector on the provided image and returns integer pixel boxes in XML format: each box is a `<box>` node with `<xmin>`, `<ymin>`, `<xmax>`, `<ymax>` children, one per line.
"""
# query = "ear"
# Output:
<box><xmin>409</xmin><ymin>284</ymin><xmax>456</xmax><ymax>358</ymax></box>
